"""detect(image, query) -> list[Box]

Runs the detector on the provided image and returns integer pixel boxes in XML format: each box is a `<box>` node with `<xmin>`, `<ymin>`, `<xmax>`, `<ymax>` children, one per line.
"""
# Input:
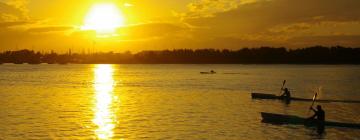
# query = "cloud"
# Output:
<box><xmin>27</xmin><ymin>26</ymin><xmax>74</xmax><ymax>33</ymax></box>
<box><xmin>186</xmin><ymin>0</ymin><xmax>360</xmax><ymax>31</ymax></box>
<box><xmin>0</xmin><ymin>21</ymin><xmax>30</xmax><ymax>28</ymax></box>
<box><xmin>182</xmin><ymin>0</ymin><xmax>257</xmax><ymax>19</ymax></box>
<box><xmin>179</xmin><ymin>0</ymin><xmax>360</xmax><ymax>47</ymax></box>
<box><xmin>0</xmin><ymin>0</ymin><xmax>28</xmax><ymax>21</ymax></box>
<box><xmin>0</xmin><ymin>2</ymin><xmax>21</xmax><ymax>14</ymax></box>
<box><xmin>117</xmin><ymin>22</ymin><xmax>188</xmax><ymax>40</ymax></box>
<box><xmin>1</xmin><ymin>0</ymin><xmax>360</xmax><ymax>51</ymax></box>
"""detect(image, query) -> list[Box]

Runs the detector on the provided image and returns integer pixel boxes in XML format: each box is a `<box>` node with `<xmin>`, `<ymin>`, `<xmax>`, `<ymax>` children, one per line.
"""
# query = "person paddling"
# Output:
<box><xmin>309</xmin><ymin>105</ymin><xmax>325</xmax><ymax>134</ymax></box>
<box><xmin>280</xmin><ymin>88</ymin><xmax>291</xmax><ymax>100</ymax></box>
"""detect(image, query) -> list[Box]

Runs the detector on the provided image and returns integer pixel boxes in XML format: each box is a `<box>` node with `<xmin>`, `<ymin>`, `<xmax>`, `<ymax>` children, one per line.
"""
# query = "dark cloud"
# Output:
<box><xmin>27</xmin><ymin>26</ymin><xmax>74</xmax><ymax>33</ymax></box>
<box><xmin>118</xmin><ymin>22</ymin><xmax>187</xmax><ymax>40</ymax></box>
<box><xmin>1</xmin><ymin>0</ymin><xmax>360</xmax><ymax>51</ymax></box>
<box><xmin>0</xmin><ymin>2</ymin><xmax>22</xmax><ymax>15</ymax></box>
<box><xmin>186</xmin><ymin>0</ymin><xmax>360</xmax><ymax>33</ymax></box>
<box><xmin>181</xmin><ymin>0</ymin><xmax>360</xmax><ymax>47</ymax></box>
<box><xmin>0</xmin><ymin>2</ymin><xmax>26</xmax><ymax>21</ymax></box>
<box><xmin>0</xmin><ymin>21</ymin><xmax>30</xmax><ymax>28</ymax></box>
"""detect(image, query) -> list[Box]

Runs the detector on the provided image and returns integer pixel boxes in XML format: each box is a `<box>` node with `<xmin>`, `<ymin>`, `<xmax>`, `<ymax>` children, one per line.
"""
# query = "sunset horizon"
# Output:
<box><xmin>1</xmin><ymin>0</ymin><xmax>360</xmax><ymax>52</ymax></box>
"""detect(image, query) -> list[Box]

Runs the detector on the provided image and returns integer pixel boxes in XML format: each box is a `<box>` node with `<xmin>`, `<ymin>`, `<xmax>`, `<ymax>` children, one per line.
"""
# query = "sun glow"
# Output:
<box><xmin>82</xmin><ymin>3</ymin><xmax>124</xmax><ymax>37</ymax></box>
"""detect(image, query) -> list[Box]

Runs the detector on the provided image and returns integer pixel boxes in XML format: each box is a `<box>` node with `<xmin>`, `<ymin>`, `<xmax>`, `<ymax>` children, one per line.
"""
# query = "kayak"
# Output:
<box><xmin>200</xmin><ymin>72</ymin><xmax>216</xmax><ymax>74</ymax></box>
<box><xmin>261</xmin><ymin>112</ymin><xmax>360</xmax><ymax>129</ymax></box>
<box><xmin>252</xmin><ymin>93</ymin><xmax>317</xmax><ymax>101</ymax></box>
<box><xmin>252</xmin><ymin>93</ymin><xmax>360</xmax><ymax>103</ymax></box>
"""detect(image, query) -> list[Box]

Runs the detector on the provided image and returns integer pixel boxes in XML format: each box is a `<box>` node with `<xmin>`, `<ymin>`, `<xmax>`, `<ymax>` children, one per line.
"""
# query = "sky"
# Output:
<box><xmin>0</xmin><ymin>0</ymin><xmax>360</xmax><ymax>52</ymax></box>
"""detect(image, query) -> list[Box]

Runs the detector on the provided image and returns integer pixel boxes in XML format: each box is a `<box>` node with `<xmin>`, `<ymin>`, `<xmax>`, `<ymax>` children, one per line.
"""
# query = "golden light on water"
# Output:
<box><xmin>93</xmin><ymin>64</ymin><xmax>116</xmax><ymax>139</ymax></box>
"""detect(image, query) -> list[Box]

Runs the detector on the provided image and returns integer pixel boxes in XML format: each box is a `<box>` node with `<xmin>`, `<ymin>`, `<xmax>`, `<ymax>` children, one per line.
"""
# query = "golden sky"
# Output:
<box><xmin>0</xmin><ymin>0</ymin><xmax>360</xmax><ymax>52</ymax></box>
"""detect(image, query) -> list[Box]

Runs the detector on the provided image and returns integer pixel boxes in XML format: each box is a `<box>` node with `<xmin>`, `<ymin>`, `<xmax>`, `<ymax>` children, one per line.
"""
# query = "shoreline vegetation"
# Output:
<box><xmin>0</xmin><ymin>46</ymin><xmax>359</xmax><ymax>64</ymax></box>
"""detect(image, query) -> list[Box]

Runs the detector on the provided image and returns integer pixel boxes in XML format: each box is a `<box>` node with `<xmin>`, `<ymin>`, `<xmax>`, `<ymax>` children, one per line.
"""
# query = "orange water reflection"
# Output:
<box><xmin>93</xmin><ymin>64</ymin><xmax>116</xmax><ymax>139</ymax></box>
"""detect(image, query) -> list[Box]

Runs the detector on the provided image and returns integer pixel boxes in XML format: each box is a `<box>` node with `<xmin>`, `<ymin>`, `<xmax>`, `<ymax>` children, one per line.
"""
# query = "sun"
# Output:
<box><xmin>82</xmin><ymin>3</ymin><xmax>124</xmax><ymax>37</ymax></box>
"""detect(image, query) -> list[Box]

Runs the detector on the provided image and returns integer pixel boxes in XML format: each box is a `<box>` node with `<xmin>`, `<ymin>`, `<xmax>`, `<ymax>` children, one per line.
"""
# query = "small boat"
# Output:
<box><xmin>261</xmin><ymin>112</ymin><xmax>360</xmax><ymax>129</ymax></box>
<box><xmin>252</xmin><ymin>93</ymin><xmax>360</xmax><ymax>103</ymax></box>
<box><xmin>200</xmin><ymin>70</ymin><xmax>216</xmax><ymax>74</ymax></box>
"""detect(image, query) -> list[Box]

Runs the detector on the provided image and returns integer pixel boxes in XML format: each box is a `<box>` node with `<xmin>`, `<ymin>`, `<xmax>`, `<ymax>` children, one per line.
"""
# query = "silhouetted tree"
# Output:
<box><xmin>0</xmin><ymin>46</ymin><xmax>359</xmax><ymax>64</ymax></box>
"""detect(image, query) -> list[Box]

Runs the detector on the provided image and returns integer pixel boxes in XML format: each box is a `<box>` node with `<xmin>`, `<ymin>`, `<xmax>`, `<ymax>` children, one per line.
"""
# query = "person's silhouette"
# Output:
<box><xmin>280</xmin><ymin>88</ymin><xmax>291</xmax><ymax>100</ymax></box>
<box><xmin>309</xmin><ymin>105</ymin><xmax>325</xmax><ymax>134</ymax></box>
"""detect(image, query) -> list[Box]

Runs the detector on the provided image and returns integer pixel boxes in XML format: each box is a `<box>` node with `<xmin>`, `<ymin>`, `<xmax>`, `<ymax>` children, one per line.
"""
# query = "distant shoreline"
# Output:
<box><xmin>1</xmin><ymin>63</ymin><xmax>359</xmax><ymax>65</ymax></box>
<box><xmin>1</xmin><ymin>46</ymin><xmax>359</xmax><ymax>65</ymax></box>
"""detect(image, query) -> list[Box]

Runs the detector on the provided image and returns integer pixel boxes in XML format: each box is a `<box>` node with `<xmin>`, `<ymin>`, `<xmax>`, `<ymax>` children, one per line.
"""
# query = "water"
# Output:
<box><xmin>0</xmin><ymin>64</ymin><xmax>359</xmax><ymax>139</ymax></box>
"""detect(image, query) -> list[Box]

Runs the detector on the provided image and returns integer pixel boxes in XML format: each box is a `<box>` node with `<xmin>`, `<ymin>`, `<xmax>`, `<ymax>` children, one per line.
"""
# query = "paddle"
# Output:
<box><xmin>279</xmin><ymin>80</ymin><xmax>286</xmax><ymax>96</ymax></box>
<box><xmin>310</xmin><ymin>92</ymin><xmax>318</xmax><ymax>109</ymax></box>
<box><xmin>308</xmin><ymin>89</ymin><xmax>318</xmax><ymax>114</ymax></box>
<box><xmin>306</xmin><ymin>88</ymin><xmax>319</xmax><ymax>127</ymax></box>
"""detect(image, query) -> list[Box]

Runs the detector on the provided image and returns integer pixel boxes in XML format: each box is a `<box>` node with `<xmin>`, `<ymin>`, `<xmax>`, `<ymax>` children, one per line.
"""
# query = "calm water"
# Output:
<box><xmin>0</xmin><ymin>64</ymin><xmax>359</xmax><ymax>139</ymax></box>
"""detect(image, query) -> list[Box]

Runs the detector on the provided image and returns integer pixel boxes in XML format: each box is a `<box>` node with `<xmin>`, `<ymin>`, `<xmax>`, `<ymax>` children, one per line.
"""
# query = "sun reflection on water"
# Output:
<box><xmin>93</xmin><ymin>64</ymin><xmax>116</xmax><ymax>139</ymax></box>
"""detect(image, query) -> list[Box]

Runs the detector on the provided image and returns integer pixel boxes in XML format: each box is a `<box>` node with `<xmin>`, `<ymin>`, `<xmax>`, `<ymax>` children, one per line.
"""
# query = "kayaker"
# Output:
<box><xmin>280</xmin><ymin>88</ymin><xmax>291</xmax><ymax>100</ymax></box>
<box><xmin>309</xmin><ymin>105</ymin><xmax>325</xmax><ymax>134</ymax></box>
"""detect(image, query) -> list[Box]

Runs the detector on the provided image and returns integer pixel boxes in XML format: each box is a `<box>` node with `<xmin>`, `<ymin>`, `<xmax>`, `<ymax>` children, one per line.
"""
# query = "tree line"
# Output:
<box><xmin>0</xmin><ymin>46</ymin><xmax>359</xmax><ymax>64</ymax></box>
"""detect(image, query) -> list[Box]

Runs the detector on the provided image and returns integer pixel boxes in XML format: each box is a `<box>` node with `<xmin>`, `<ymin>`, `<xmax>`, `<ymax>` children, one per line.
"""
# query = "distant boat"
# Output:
<box><xmin>261</xmin><ymin>112</ymin><xmax>360</xmax><ymax>129</ymax></box>
<box><xmin>251</xmin><ymin>93</ymin><xmax>360</xmax><ymax>103</ymax></box>
<box><xmin>200</xmin><ymin>70</ymin><xmax>216</xmax><ymax>74</ymax></box>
